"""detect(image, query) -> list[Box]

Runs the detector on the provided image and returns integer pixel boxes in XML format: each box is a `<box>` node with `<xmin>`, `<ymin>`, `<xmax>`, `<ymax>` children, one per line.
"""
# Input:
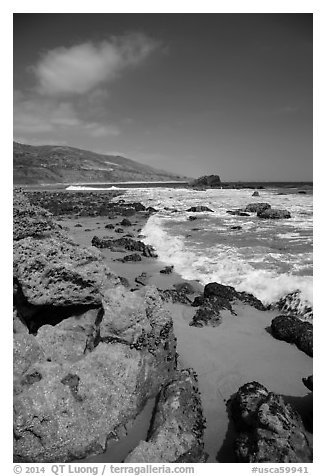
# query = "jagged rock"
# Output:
<box><xmin>91</xmin><ymin>236</ymin><xmax>158</xmax><ymax>258</ymax></box>
<box><xmin>160</xmin><ymin>265</ymin><xmax>174</xmax><ymax>274</ymax></box>
<box><xmin>14</xmin><ymin>236</ymin><xmax>118</xmax><ymax>309</ymax></box>
<box><xmin>13</xmin><ymin>190</ymin><xmax>61</xmax><ymax>241</ymax></box>
<box><xmin>252</xmin><ymin>191</ymin><xmax>259</xmax><ymax>196</ymax></box>
<box><xmin>13</xmin><ymin>308</ymin><xmax>28</xmax><ymax>334</ymax></box>
<box><xmin>125</xmin><ymin>369</ymin><xmax>207</xmax><ymax>463</ymax></box>
<box><xmin>118</xmin><ymin>276</ymin><xmax>130</xmax><ymax>288</ymax></box>
<box><xmin>271</xmin><ymin>315</ymin><xmax>312</xmax><ymax>356</ymax></box>
<box><xmin>159</xmin><ymin>289</ymin><xmax>192</xmax><ymax>305</ymax></box>
<box><xmin>14</xmin><ymin>334</ymin><xmax>45</xmax><ymax>378</ymax></box>
<box><xmin>272</xmin><ymin>291</ymin><xmax>313</xmax><ymax>320</ymax></box>
<box><xmin>104</xmin><ymin>224</ymin><xmax>114</xmax><ymax>229</ymax></box>
<box><xmin>302</xmin><ymin>375</ymin><xmax>313</xmax><ymax>391</ymax></box>
<box><xmin>120</xmin><ymin>218</ymin><xmax>132</xmax><ymax>227</ymax></box>
<box><xmin>188</xmin><ymin>216</ymin><xmax>197</xmax><ymax>221</ymax></box>
<box><xmin>190</xmin><ymin>282</ymin><xmax>265</xmax><ymax>327</ymax></box>
<box><xmin>186</xmin><ymin>206</ymin><xmax>214</xmax><ymax>213</ymax></box>
<box><xmin>228</xmin><ymin>381</ymin><xmax>312</xmax><ymax>462</ymax></box>
<box><xmin>115</xmin><ymin>227</ymin><xmax>124</xmax><ymax>233</ymax></box>
<box><xmin>257</xmin><ymin>208</ymin><xmax>291</xmax><ymax>219</ymax></box>
<box><xmin>245</xmin><ymin>203</ymin><xmax>271</xmax><ymax>213</ymax></box>
<box><xmin>146</xmin><ymin>206</ymin><xmax>157</xmax><ymax>213</ymax></box>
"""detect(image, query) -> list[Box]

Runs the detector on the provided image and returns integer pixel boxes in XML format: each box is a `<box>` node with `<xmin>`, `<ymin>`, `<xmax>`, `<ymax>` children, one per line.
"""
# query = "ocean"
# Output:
<box><xmin>68</xmin><ymin>184</ymin><xmax>313</xmax><ymax>311</ymax></box>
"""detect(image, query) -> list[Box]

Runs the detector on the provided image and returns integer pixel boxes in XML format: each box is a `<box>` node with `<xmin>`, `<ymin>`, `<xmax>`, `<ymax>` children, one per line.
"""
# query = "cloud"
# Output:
<box><xmin>13</xmin><ymin>93</ymin><xmax>120</xmax><ymax>138</ymax></box>
<box><xmin>33</xmin><ymin>33</ymin><xmax>158</xmax><ymax>96</ymax></box>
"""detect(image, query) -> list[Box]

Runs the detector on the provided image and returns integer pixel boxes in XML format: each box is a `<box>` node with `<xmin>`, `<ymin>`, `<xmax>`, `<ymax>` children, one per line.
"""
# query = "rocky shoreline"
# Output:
<box><xmin>13</xmin><ymin>189</ymin><xmax>313</xmax><ymax>463</ymax></box>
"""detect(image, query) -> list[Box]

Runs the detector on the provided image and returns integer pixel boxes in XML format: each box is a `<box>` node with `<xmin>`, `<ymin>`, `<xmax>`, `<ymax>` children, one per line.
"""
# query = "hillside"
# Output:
<box><xmin>13</xmin><ymin>142</ymin><xmax>189</xmax><ymax>184</ymax></box>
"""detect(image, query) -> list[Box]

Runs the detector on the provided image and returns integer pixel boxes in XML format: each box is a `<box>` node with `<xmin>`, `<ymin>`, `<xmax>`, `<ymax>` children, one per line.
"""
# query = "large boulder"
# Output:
<box><xmin>270</xmin><ymin>315</ymin><xmax>312</xmax><ymax>357</ymax></box>
<box><xmin>245</xmin><ymin>203</ymin><xmax>271</xmax><ymax>213</ymax></box>
<box><xmin>229</xmin><ymin>381</ymin><xmax>312</xmax><ymax>463</ymax></box>
<box><xmin>257</xmin><ymin>208</ymin><xmax>291</xmax><ymax>219</ymax></box>
<box><xmin>125</xmin><ymin>369</ymin><xmax>207</xmax><ymax>463</ymax></box>
<box><xmin>272</xmin><ymin>291</ymin><xmax>313</xmax><ymax>321</ymax></box>
<box><xmin>91</xmin><ymin>236</ymin><xmax>158</xmax><ymax>258</ymax></box>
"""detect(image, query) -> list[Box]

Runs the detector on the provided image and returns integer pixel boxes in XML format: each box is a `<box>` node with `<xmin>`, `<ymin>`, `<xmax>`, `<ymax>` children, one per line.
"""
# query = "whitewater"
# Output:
<box><xmin>75</xmin><ymin>185</ymin><xmax>313</xmax><ymax>309</ymax></box>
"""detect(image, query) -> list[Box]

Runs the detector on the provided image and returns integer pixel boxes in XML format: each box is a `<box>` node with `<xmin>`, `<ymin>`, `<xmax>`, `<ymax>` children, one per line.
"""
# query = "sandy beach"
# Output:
<box><xmin>60</xmin><ymin>210</ymin><xmax>313</xmax><ymax>462</ymax></box>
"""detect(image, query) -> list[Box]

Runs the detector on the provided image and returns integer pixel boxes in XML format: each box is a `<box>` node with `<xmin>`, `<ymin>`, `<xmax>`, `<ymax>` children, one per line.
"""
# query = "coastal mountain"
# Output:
<box><xmin>13</xmin><ymin>141</ymin><xmax>189</xmax><ymax>184</ymax></box>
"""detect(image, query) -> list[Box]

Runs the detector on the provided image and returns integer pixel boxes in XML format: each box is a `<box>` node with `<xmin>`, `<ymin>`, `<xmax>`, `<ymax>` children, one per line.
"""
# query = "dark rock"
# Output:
<box><xmin>118</xmin><ymin>253</ymin><xmax>142</xmax><ymax>263</ymax></box>
<box><xmin>189</xmin><ymin>175</ymin><xmax>221</xmax><ymax>188</ymax></box>
<box><xmin>252</xmin><ymin>191</ymin><xmax>259</xmax><ymax>196</ymax></box>
<box><xmin>120</xmin><ymin>218</ymin><xmax>132</xmax><ymax>227</ymax></box>
<box><xmin>230</xmin><ymin>226</ymin><xmax>242</xmax><ymax>230</ymax></box>
<box><xmin>302</xmin><ymin>375</ymin><xmax>313</xmax><ymax>391</ymax></box>
<box><xmin>74</xmin><ymin>223</ymin><xmax>82</xmax><ymax>227</ymax></box>
<box><xmin>188</xmin><ymin>216</ymin><xmax>197</xmax><ymax>221</ymax></box>
<box><xmin>115</xmin><ymin>227</ymin><xmax>124</xmax><ymax>233</ymax></box>
<box><xmin>226</xmin><ymin>209</ymin><xmax>250</xmax><ymax>217</ymax></box>
<box><xmin>228</xmin><ymin>381</ymin><xmax>312</xmax><ymax>463</ymax></box>
<box><xmin>125</xmin><ymin>369</ymin><xmax>208</xmax><ymax>463</ymax></box>
<box><xmin>92</xmin><ymin>236</ymin><xmax>158</xmax><ymax>258</ymax></box>
<box><xmin>190</xmin><ymin>282</ymin><xmax>265</xmax><ymax>327</ymax></box>
<box><xmin>298</xmin><ymin>191</ymin><xmax>307</xmax><ymax>194</ymax></box>
<box><xmin>159</xmin><ymin>289</ymin><xmax>192</xmax><ymax>305</ymax></box>
<box><xmin>245</xmin><ymin>203</ymin><xmax>271</xmax><ymax>213</ymax></box>
<box><xmin>104</xmin><ymin>224</ymin><xmax>114</xmax><ymax>229</ymax></box>
<box><xmin>160</xmin><ymin>265</ymin><xmax>174</xmax><ymax>274</ymax></box>
<box><xmin>186</xmin><ymin>206</ymin><xmax>214</xmax><ymax>213</ymax></box>
<box><xmin>118</xmin><ymin>276</ymin><xmax>130</xmax><ymax>288</ymax></box>
<box><xmin>146</xmin><ymin>206</ymin><xmax>158</xmax><ymax>213</ymax></box>
<box><xmin>257</xmin><ymin>208</ymin><xmax>291</xmax><ymax>219</ymax></box>
<box><xmin>270</xmin><ymin>315</ymin><xmax>312</xmax><ymax>356</ymax></box>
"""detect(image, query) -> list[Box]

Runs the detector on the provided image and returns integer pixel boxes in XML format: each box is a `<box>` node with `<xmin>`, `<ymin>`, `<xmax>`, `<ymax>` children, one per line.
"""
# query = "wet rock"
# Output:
<box><xmin>190</xmin><ymin>282</ymin><xmax>265</xmax><ymax>327</ymax></box>
<box><xmin>115</xmin><ymin>227</ymin><xmax>124</xmax><ymax>233</ymax></box>
<box><xmin>245</xmin><ymin>203</ymin><xmax>271</xmax><ymax>213</ymax></box>
<box><xmin>104</xmin><ymin>224</ymin><xmax>114</xmax><ymax>229</ymax></box>
<box><xmin>118</xmin><ymin>276</ymin><xmax>130</xmax><ymax>288</ymax></box>
<box><xmin>120</xmin><ymin>218</ymin><xmax>132</xmax><ymax>227</ymax></box>
<box><xmin>74</xmin><ymin>224</ymin><xmax>82</xmax><ymax>227</ymax></box>
<box><xmin>257</xmin><ymin>208</ymin><xmax>291</xmax><ymax>219</ymax></box>
<box><xmin>252</xmin><ymin>191</ymin><xmax>259</xmax><ymax>196</ymax></box>
<box><xmin>160</xmin><ymin>265</ymin><xmax>174</xmax><ymax>274</ymax></box>
<box><xmin>270</xmin><ymin>315</ymin><xmax>313</xmax><ymax>356</ymax></box>
<box><xmin>186</xmin><ymin>206</ymin><xmax>214</xmax><ymax>213</ymax></box>
<box><xmin>146</xmin><ymin>206</ymin><xmax>157</xmax><ymax>213</ymax></box>
<box><xmin>92</xmin><ymin>236</ymin><xmax>158</xmax><ymax>258</ymax></box>
<box><xmin>302</xmin><ymin>375</ymin><xmax>313</xmax><ymax>391</ymax></box>
<box><xmin>271</xmin><ymin>291</ymin><xmax>313</xmax><ymax>321</ymax></box>
<box><xmin>188</xmin><ymin>216</ymin><xmax>197</xmax><ymax>221</ymax></box>
<box><xmin>159</xmin><ymin>289</ymin><xmax>192</xmax><ymax>305</ymax></box>
<box><xmin>135</xmin><ymin>272</ymin><xmax>150</xmax><ymax>286</ymax></box>
<box><xmin>228</xmin><ymin>381</ymin><xmax>312</xmax><ymax>463</ymax></box>
<box><xmin>230</xmin><ymin>226</ymin><xmax>242</xmax><ymax>230</ymax></box>
<box><xmin>125</xmin><ymin>369</ymin><xmax>208</xmax><ymax>463</ymax></box>
<box><xmin>298</xmin><ymin>191</ymin><xmax>307</xmax><ymax>194</ymax></box>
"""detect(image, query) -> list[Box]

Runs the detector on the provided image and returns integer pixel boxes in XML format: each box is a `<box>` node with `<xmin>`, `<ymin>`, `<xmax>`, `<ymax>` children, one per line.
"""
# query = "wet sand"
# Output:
<box><xmin>61</xmin><ymin>212</ymin><xmax>313</xmax><ymax>462</ymax></box>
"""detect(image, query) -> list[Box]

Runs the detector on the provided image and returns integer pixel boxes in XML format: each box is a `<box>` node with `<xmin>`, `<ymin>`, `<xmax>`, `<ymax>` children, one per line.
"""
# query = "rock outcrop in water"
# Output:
<box><xmin>125</xmin><ymin>369</ymin><xmax>208</xmax><ymax>463</ymax></box>
<box><xmin>91</xmin><ymin>235</ymin><xmax>158</xmax><ymax>258</ymax></box>
<box><xmin>190</xmin><ymin>282</ymin><xmax>265</xmax><ymax>327</ymax></box>
<box><xmin>270</xmin><ymin>315</ymin><xmax>313</xmax><ymax>357</ymax></box>
<box><xmin>271</xmin><ymin>291</ymin><xmax>313</xmax><ymax>321</ymax></box>
<box><xmin>186</xmin><ymin>206</ymin><xmax>214</xmax><ymax>213</ymax></box>
<box><xmin>228</xmin><ymin>381</ymin><xmax>312</xmax><ymax>463</ymax></box>
<box><xmin>245</xmin><ymin>202</ymin><xmax>271</xmax><ymax>213</ymax></box>
<box><xmin>14</xmin><ymin>190</ymin><xmax>201</xmax><ymax>463</ymax></box>
<box><xmin>189</xmin><ymin>175</ymin><xmax>221</xmax><ymax>189</ymax></box>
<box><xmin>257</xmin><ymin>208</ymin><xmax>291</xmax><ymax>219</ymax></box>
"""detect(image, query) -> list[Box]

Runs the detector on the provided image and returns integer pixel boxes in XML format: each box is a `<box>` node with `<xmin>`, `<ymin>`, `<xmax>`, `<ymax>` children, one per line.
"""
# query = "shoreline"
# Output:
<box><xmin>60</xmin><ymin>207</ymin><xmax>313</xmax><ymax>462</ymax></box>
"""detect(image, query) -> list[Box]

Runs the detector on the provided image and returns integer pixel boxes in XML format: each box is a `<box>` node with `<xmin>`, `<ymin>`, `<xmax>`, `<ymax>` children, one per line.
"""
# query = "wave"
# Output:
<box><xmin>142</xmin><ymin>215</ymin><xmax>313</xmax><ymax>307</ymax></box>
<box><xmin>66</xmin><ymin>185</ymin><xmax>121</xmax><ymax>191</ymax></box>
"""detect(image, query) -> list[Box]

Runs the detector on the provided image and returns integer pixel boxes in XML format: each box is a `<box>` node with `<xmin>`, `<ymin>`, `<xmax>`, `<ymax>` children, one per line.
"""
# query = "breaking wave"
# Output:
<box><xmin>142</xmin><ymin>215</ymin><xmax>313</xmax><ymax>307</ymax></box>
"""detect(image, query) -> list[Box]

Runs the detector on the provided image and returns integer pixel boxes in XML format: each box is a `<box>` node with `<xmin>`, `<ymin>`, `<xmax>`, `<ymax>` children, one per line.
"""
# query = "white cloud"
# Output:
<box><xmin>33</xmin><ymin>33</ymin><xmax>158</xmax><ymax>96</ymax></box>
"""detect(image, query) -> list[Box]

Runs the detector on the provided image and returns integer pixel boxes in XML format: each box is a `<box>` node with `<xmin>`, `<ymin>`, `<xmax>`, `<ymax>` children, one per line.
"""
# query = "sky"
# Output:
<box><xmin>13</xmin><ymin>13</ymin><xmax>313</xmax><ymax>181</ymax></box>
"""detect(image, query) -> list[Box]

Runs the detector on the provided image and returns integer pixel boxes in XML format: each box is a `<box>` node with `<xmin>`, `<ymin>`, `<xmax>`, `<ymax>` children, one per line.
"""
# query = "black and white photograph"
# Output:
<box><xmin>12</xmin><ymin>8</ymin><xmax>314</xmax><ymax>468</ymax></box>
